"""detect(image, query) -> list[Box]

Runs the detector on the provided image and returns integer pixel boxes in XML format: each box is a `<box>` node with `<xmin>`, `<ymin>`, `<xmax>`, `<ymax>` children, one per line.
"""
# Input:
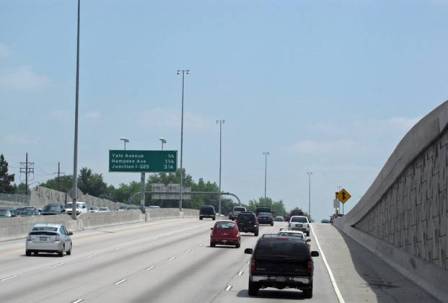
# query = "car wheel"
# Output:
<box><xmin>270</xmin><ymin>222</ymin><xmax>274</xmax><ymax>226</ymax></box>
<box><xmin>306</xmin><ymin>231</ymin><xmax>310</xmax><ymax>236</ymax></box>
<box><xmin>66</xmin><ymin>244</ymin><xmax>72</xmax><ymax>256</ymax></box>
<box><xmin>213</xmin><ymin>217</ymin><xmax>216</xmax><ymax>220</ymax></box>
<box><xmin>26</xmin><ymin>250</ymin><xmax>31</xmax><ymax>256</ymax></box>
<box><xmin>235</xmin><ymin>243</ymin><xmax>240</xmax><ymax>248</ymax></box>
<box><xmin>254</xmin><ymin>231</ymin><xmax>259</xmax><ymax>237</ymax></box>
<box><xmin>248</xmin><ymin>281</ymin><xmax>259</xmax><ymax>297</ymax></box>
<box><xmin>199</xmin><ymin>217</ymin><xmax>203</xmax><ymax>220</ymax></box>
<box><xmin>303</xmin><ymin>287</ymin><xmax>313</xmax><ymax>298</ymax></box>
<box><xmin>210</xmin><ymin>242</ymin><xmax>215</xmax><ymax>247</ymax></box>
<box><xmin>58</xmin><ymin>246</ymin><xmax>64</xmax><ymax>257</ymax></box>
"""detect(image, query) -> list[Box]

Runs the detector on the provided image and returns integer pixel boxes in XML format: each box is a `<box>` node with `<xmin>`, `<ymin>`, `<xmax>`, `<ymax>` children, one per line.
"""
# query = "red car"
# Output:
<box><xmin>210</xmin><ymin>220</ymin><xmax>241</xmax><ymax>248</ymax></box>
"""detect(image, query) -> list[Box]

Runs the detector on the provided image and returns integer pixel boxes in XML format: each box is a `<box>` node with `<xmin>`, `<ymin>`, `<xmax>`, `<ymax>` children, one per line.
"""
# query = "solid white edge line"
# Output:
<box><xmin>0</xmin><ymin>274</ymin><xmax>17</xmax><ymax>282</ymax></box>
<box><xmin>71</xmin><ymin>299</ymin><xmax>84</xmax><ymax>303</ymax></box>
<box><xmin>114</xmin><ymin>279</ymin><xmax>127</xmax><ymax>286</ymax></box>
<box><xmin>225</xmin><ymin>284</ymin><xmax>233</xmax><ymax>291</ymax></box>
<box><xmin>311</xmin><ymin>225</ymin><xmax>346</xmax><ymax>303</ymax></box>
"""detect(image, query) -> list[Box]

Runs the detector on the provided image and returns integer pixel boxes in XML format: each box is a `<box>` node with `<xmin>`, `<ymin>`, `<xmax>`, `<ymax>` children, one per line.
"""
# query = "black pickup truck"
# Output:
<box><xmin>244</xmin><ymin>234</ymin><xmax>319</xmax><ymax>298</ymax></box>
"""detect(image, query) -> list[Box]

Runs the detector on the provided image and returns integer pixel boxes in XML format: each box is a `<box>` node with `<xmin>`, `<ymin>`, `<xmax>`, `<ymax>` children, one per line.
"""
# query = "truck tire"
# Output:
<box><xmin>248</xmin><ymin>281</ymin><xmax>259</xmax><ymax>297</ymax></box>
<box><xmin>303</xmin><ymin>286</ymin><xmax>313</xmax><ymax>298</ymax></box>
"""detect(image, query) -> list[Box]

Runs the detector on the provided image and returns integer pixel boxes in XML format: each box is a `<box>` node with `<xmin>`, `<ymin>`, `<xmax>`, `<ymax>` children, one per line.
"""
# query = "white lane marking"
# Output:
<box><xmin>114</xmin><ymin>279</ymin><xmax>127</xmax><ymax>286</ymax></box>
<box><xmin>51</xmin><ymin>262</ymin><xmax>64</xmax><ymax>268</ymax></box>
<box><xmin>0</xmin><ymin>274</ymin><xmax>17</xmax><ymax>282</ymax></box>
<box><xmin>310</xmin><ymin>225</ymin><xmax>346</xmax><ymax>303</ymax></box>
<box><xmin>145</xmin><ymin>265</ymin><xmax>155</xmax><ymax>271</ymax></box>
<box><xmin>184</xmin><ymin>248</ymin><xmax>193</xmax><ymax>254</ymax></box>
<box><xmin>225</xmin><ymin>284</ymin><xmax>233</xmax><ymax>291</ymax></box>
<box><xmin>168</xmin><ymin>256</ymin><xmax>176</xmax><ymax>262</ymax></box>
<box><xmin>71</xmin><ymin>299</ymin><xmax>84</xmax><ymax>303</ymax></box>
<box><xmin>238</xmin><ymin>270</ymin><xmax>244</xmax><ymax>277</ymax></box>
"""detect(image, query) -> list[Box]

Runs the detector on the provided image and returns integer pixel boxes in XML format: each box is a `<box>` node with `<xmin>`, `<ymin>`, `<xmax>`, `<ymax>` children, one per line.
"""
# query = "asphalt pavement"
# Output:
<box><xmin>0</xmin><ymin>219</ymin><xmax>439</xmax><ymax>303</ymax></box>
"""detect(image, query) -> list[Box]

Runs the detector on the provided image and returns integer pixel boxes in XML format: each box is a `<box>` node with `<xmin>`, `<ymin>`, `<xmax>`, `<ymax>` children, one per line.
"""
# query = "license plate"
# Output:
<box><xmin>39</xmin><ymin>237</ymin><xmax>47</xmax><ymax>241</ymax></box>
<box><xmin>222</xmin><ymin>240</ymin><xmax>228</xmax><ymax>243</ymax></box>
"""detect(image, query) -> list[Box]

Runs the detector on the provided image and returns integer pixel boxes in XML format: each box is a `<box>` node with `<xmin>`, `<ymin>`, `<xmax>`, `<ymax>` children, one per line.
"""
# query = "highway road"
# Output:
<box><xmin>0</xmin><ymin>219</ymin><xmax>440</xmax><ymax>303</ymax></box>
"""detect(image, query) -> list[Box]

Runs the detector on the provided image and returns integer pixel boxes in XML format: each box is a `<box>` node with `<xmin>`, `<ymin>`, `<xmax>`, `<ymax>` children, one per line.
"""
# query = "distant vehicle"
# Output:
<box><xmin>257</xmin><ymin>212</ymin><xmax>274</xmax><ymax>226</ymax></box>
<box><xmin>65</xmin><ymin>202</ymin><xmax>88</xmax><ymax>216</ymax></box>
<box><xmin>255</xmin><ymin>207</ymin><xmax>271</xmax><ymax>216</ymax></box>
<box><xmin>236</xmin><ymin>212</ymin><xmax>259</xmax><ymax>236</ymax></box>
<box><xmin>199</xmin><ymin>205</ymin><xmax>216</xmax><ymax>220</ymax></box>
<box><xmin>41</xmin><ymin>203</ymin><xmax>65</xmax><ymax>215</ymax></box>
<box><xmin>330</xmin><ymin>213</ymin><xmax>344</xmax><ymax>223</ymax></box>
<box><xmin>89</xmin><ymin>207</ymin><xmax>99</xmax><ymax>213</ymax></box>
<box><xmin>0</xmin><ymin>208</ymin><xmax>16</xmax><ymax>218</ymax></box>
<box><xmin>26</xmin><ymin>223</ymin><xmax>73</xmax><ymax>257</ymax></box>
<box><xmin>16</xmin><ymin>207</ymin><xmax>40</xmax><ymax>216</ymax></box>
<box><xmin>289</xmin><ymin>216</ymin><xmax>311</xmax><ymax>236</ymax></box>
<box><xmin>274</xmin><ymin>216</ymin><xmax>284</xmax><ymax>222</ymax></box>
<box><xmin>321</xmin><ymin>219</ymin><xmax>331</xmax><ymax>224</ymax></box>
<box><xmin>277</xmin><ymin>230</ymin><xmax>311</xmax><ymax>247</ymax></box>
<box><xmin>244</xmin><ymin>234</ymin><xmax>319</xmax><ymax>298</ymax></box>
<box><xmin>229</xmin><ymin>206</ymin><xmax>247</xmax><ymax>220</ymax></box>
<box><xmin>210</xmin><ymin>220</ymin><xmax>241</xmax><ymax>248</ymax></box>
<box><xmin>98</xmin><ymin>207</ymin><xmax>111</xmax><ymax>213</ymax></box>
<box><xmin>148</xmin><ymin>205</ymin><xmax>160</xmax><ymax>209</ymax></box>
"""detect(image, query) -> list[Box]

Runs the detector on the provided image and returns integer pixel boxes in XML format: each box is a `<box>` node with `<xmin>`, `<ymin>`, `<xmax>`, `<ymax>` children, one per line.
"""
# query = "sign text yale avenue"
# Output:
<box><xmin>109</xmin><ymin>150</ymin><xmax>177</xmax><ymax>173</ymax></box>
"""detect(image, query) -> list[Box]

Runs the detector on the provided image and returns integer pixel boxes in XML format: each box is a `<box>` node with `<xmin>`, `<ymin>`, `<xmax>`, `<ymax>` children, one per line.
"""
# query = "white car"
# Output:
<box><xmin>65</xmin><ymin>202</ymin><xmax>88</xmax><ymax>216</ymax></box>
<box><xmin>26</xmin><ymin>223</ymin><xmax>73</xmax><ymax>257</ymax></box>
<box><xmin>277</xmin><ymin>230</ymin><xmax>311</xmax><ymax>244</ymax></box>
<box><xmin>288</xmin><ymin>216</ymin><xmax>310</xmax><ymax>236</ymax></box>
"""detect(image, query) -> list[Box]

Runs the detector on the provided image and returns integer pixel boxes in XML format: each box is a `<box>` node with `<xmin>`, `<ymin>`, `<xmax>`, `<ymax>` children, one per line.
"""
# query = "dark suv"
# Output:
<box><xmin>236</xmin><ymin>212</ymin><xmax>259</xmax><ymax>236</ymax></box>
<box><xmin>244</xmin><ymin>235</ymin><xmax>319</xmax><ymax>298</ymax></box>
<box><xmin>199</xmin><ymin>205</ymin><xmax>216</xmax><ymax>220</ymax></box>
<box><xmin>41</xmin><ymin>203</ymin><xmax>65</xmax><ymax>215</ymax></box>
<box><xmin>257</xmin><ymin>212</ymin><xmax>274</xmax><ymax>226</ymax></box>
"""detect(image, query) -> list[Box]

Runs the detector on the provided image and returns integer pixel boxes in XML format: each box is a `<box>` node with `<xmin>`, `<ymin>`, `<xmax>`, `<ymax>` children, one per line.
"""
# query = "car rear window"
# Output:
<box><xmin>255</xmin><ymin>238</ymin><xmax>309</xmax><ymax>261</ymax></box>
<box><xmin>291</xmin><ymin>217</ymin><xmax>308</xmax><ymax>223</ymax></box>
<box><xmin>200</xmin><ymin>207</ymin><xmax>215</xmax><ymax>214</ymax></box>
<box><xmin>29</xmin><ymin>231</ymin><xmax>58</xmax><ymax>236</ymax></box>
<box><xmin>216</xmin><ymin>222</ymin><xmax>235</xmax><ymax>229</ymax></box>
<box><xmin>32</xmin><ymin>227</ymin><xmax>58</xmax><ymax>232</ymax></box>
<box><xmin>259</xmin><ymin>212</ymin><xmax>272</xmax><ymax>216</ymax></box>
<box><xmin>238</xmin><ymin>213</ymin><xmax>255</xmax><ymax>222</ymax></box>
<box><xmin>234</xmin><ymin>207</ymin><xmax>245</xmax><ymax>212</ymax></box>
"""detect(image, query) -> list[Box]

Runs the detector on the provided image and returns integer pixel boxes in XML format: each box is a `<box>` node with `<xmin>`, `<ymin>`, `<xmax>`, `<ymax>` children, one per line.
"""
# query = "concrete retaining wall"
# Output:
<box><xmin>0</xmin><ymin>208</ymin><xmax>199</xmax><ymax>241</ymax></box>
<box><xmin>337</xmin><ymin>101</ymin><xmax>448</xmax><ymax>302</ymax></box>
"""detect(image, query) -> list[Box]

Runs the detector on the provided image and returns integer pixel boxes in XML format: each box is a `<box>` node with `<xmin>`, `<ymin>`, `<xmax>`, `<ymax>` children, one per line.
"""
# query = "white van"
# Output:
<box><xmin>65</xmin><ymin>202</ymin><xmax>88</xmax><ymax>216</ymax></box>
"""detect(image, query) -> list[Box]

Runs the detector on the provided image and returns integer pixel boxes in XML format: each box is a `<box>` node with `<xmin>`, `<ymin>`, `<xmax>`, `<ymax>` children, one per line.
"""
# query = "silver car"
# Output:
<box><xmin>26</xmin><ymin>223</ymin><xmax>73</xmax><ymax>257</ymax></box>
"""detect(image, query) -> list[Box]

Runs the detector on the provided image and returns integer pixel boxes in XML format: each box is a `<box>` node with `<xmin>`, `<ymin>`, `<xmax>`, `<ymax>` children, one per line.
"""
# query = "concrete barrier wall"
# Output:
<box><xmin>337</xmin><ymin>101</ymin><xmax>448</xmax><ymax>302</ymax></box>
<box><xmin>0</xmin><ymin>208</ymin><xmax>198</xmax><ymax>241</ymax></box>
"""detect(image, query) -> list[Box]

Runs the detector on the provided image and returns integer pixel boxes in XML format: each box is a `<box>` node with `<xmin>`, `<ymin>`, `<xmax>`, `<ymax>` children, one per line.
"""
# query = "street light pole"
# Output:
<box><xmin>71</xmin><ymin>0</ymin><xmax>81</xmax><ymax>220</ymax></box>
<box><xmin>307</xmin><ymin>171</ymin><xmax>313</xmax><ymax>221</ymax></box>
<box><xmin>160</xmin><ymin>138</ymin><xmax>167</xmax><ymax>150</ymax></box>
<box><xmin>216</xmin><ymin>120</ymin><xmax>225</xmax><ymax>215</ymax></box>
<box><xmin>262</xmin><ymin>152</ymin><xmax>270</xmax><ymax>200</ymax></box>
<box><xmin>120</xmin><ymin>137</ymin><xmax>129</xmax><ymax>150</ymax></box>
<box><xmin>177</xmin><ymin>69</ymin><xmax>189</xmax><ymax>212</ymax></box>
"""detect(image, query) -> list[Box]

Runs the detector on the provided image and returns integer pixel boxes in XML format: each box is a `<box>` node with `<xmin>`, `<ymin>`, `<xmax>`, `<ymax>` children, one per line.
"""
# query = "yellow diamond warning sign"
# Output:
<box><xmin>336</xmin><ymin>188</ymin><xmax>351</xmax><ymax>204</ymax></box>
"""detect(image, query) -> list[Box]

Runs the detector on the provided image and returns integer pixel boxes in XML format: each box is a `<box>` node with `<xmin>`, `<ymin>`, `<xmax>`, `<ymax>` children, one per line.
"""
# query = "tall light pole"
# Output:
<box><xmin>216</xmin><ymin>119</ymin><xmax>225</xmax><ymax>215</ymax></box>
<box><xmin>120</xmin><ymin>137</ymin><xmax>129</xmax><ymax>150</ymax></box>
<box><xmin>307</xmin><ymin>171</ymin><xmax>313</xmax><ymax>221</ymax></box>
<box><xmin>177</xmin><ymin>69</ymin><xmax>189</xmax><ymax>212</ymax></box>
<box><xmin>263</xmin><ymin>152</ymin><xmax>270</xmax><ymax>200</ymax></box>
<box><xmin>71</xmin><ymin>0</ymin><xmax>81</xmax><ymax>220</ymax></box>
<box><xmin>160</xmin><ymin>138</ymin><xmax>167</xmax><ymax>150</ymax></box>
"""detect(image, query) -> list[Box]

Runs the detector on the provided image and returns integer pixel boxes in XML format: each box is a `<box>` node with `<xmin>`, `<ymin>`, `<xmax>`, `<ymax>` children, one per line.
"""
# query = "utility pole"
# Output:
<box><xmin>177</xmin><ymin>69</ymin><xmax>189</xmax><ymax>212</ymax></box>
<box><xmin>307</xmin><ymin>171</ymin><xmax>313</xmax><ymax>221</ymax></box>
<box><xmin>160</xmin><ymin>138</ymin><xmax>167</xmax><ymax>150</ymax></box>
<box><xmin>20</xmin><ymin>152</ymin><xmax>34</xmax><ymax>195</ymax></box>
<box><xmin>216</xmin><ymin>120</ymin><xmax>225</xmax><ymax>215</ymax></box>
<box><xmin>71</xmin><ymin>0</ymin><xmax>81</xmax><ymax>220</ymax></box>
<box><xmin>262</xmin><ymin>152</ymin><xmax>270</xmax><ymax>200</ymax></box>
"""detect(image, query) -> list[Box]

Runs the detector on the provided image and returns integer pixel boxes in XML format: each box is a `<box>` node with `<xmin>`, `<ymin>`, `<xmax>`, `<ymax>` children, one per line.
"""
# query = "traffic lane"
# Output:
<box><xmin>213</xmin><ymin>224</ymin><xmax>338</xmax><ymax>303</ymax></box>
<box><xmin>77</xmin><ymin>224</ymin><xmax>279</xmax><ymax>303</ymax></box>
<box><xmin>0</xmin><ymin>218</ymin><xmax>202</xmax><ymax>274</ymax></box>
<box><xmin>312</xmin><ymin>223</ymin><xmax>439</xmax><ymax>303</ymax></box>
<box><xmin>0</xmin><ymin>219</ymin><xmax>216</xmax><ymax>303</ymax></box>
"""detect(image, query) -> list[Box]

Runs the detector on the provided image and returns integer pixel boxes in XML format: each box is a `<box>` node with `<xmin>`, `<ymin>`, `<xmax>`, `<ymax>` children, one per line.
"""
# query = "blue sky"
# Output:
<box><xmin>1</xmin><ymin>0</ymin><xmax>447</xmax><ymax>220</ymax></box>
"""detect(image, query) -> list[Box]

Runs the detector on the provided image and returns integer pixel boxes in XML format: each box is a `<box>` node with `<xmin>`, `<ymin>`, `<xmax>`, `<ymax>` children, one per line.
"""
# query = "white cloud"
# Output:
<box><xmin>0</xmin><ymin>43</ymin><xmax>9</xmax><ymax>61</ymax></box>
<box><xmin>138</xmin><ymin>107</ymin><xmax>212</xmax><ymax>132</ymax></box>
<box><xmin>1</xmin><ymin>134</ymin><xmax>40</xmax><ymax>145</ymax></box>
<box><xmin>0</xmin><ymin>66</ymin><xmax>50</xmax><ymax>91</ymax></box>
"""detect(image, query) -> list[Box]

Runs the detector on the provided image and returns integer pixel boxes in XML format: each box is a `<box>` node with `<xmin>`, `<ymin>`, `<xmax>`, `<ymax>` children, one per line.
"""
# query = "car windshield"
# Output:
<box><xmin>291</xmin><ymin>217</ymin><xmax>308</xmax><ymax>223</ymax></box>
<box><xmin>216</xmin><ymin>222</ymin><xmax>235</xmax><ymax>229</ymax></box>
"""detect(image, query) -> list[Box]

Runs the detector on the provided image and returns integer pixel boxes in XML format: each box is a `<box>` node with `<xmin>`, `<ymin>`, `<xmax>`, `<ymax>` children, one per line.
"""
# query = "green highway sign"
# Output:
<box><xmin>109</xmin><ymin>150</ymin><xmax>177</xmax><ymax>173</ymax></box>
